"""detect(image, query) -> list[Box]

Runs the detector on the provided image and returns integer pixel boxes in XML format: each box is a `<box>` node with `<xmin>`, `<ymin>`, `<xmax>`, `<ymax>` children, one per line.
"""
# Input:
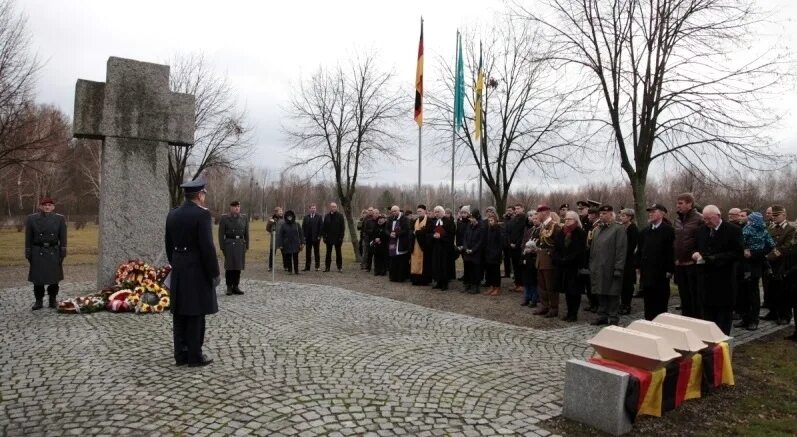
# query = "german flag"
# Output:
<box><xmin>414</xmin><ymin>17</ymin><xmax>424</xmax><ymax>127</ymax></box>
<box><xmin>589</xmin><ymin>343</ymin><xmax>734</xmax><ymax>420</ymax></box>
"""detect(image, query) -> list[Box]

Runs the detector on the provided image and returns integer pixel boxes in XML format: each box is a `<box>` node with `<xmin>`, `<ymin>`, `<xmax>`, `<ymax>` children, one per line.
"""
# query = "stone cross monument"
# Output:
<box><xmin>73</xmin><ymin>57</ymin><xmax>195</xmax><ymax>288</ymax></box>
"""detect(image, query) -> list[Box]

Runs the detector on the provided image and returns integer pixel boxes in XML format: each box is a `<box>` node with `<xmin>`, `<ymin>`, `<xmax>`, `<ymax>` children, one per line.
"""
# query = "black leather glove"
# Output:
<box><xmin>25</xmin><ymin>248</ymin><xmax>31</xmax><ymax>261</ymax></box>
<box><xmin>60</xmin><ymin>247</ymin><xmax>67</xmax><ymax>259</ymax></box>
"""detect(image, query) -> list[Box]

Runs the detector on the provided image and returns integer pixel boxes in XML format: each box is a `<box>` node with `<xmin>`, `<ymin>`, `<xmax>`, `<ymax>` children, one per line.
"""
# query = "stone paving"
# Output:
<box><xmin>0</xmin><ymin>280</ymin><xmax>790</xmax><ymax>436</ymax></box>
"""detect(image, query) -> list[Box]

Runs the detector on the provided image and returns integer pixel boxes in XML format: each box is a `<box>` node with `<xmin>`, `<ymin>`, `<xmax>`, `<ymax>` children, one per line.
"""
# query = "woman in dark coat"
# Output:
<box><xmin>370</xmin><ymin>215</ymin><xmax>389</xmax><ymax>276</ymax></box>
<box><xmin>277</xmin><ymin>210</ymin><xmax>303</xmax><ymax>274</ymax></box>
<box><xmin>483</xmin><ymin>215</ymin><xmax>504</xmax><ymax>296</ymax></box>
<box><xmin>619</xmin><ymin>208</ymin><xmax>639</xmax><ymax>315</ymax></box>
<box><xmin>553</xmin><ymin>211</ymin><xmax>588</xmax><ymax>321</ymax></box>
<box><xmin>462</xmin><ymin>209</ymin><xmax>485</xmax><ymax>294</ymax></box>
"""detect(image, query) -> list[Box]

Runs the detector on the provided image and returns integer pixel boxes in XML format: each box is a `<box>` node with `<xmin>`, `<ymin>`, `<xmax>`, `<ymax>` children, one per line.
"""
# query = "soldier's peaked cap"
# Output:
<box><xmin>180</xmin><ymin>179</ymin><xmax>207</xmax><ymax>193</ymax></box>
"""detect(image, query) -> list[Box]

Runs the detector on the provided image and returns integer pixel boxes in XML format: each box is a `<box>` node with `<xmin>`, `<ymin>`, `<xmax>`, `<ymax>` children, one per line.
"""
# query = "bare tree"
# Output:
<box><xmin>0</xmin><ymin>0</ymin><xmax>49</xmax><ymax>171</ymax></box>
<box><xmin>167</xmin><ymin>53</ymin><xmax>252</xmax><ymax>206</ymax></box>
<box><xmin>284</xmin><ymin>54</ymin><xmax>406</xmax><ymax>260</ymax></box>
<box><xmin>517</xmin><ymin>0</ymin><xmax>793</xmax><ymax>217</ymax></box>
<box><xmin>427</xmin><ymin>19</ymin><xmax>584</xmax><ymax>214</ymax></box>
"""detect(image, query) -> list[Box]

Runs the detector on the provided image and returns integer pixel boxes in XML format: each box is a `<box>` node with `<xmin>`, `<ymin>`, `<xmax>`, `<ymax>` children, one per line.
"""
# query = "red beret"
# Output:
<box><xmin>536</xmin><ymin>204</ymin><xmax>550</xmax><ymax>212</ymax></box>
<box><xmin>40</xmin><ymin>197</ymin><xmax>55</xmax><ymax>205</ymax></box>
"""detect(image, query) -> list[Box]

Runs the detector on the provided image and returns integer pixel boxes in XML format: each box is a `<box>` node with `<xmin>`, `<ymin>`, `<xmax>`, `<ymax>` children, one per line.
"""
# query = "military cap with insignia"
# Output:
<box><xmin>646</xmin><ymin>203</ymin><xmax>668</xmax><ymax>213</ymax></box>
<box><xmin>230</xmin><ymin>200</ymin><xmax>240</xmax><ymax>206</ymax></box>
<box><xmin>598</xmin><ymin>204</ymin><xmax>614</xmax><ymax>212</ymax></box>
<box><xmin>180</xmin><ymin>179</ymin><xmax>207</xmax><ymax>193</ymax></box>
<box><xmin>559</xmin><ymin>203</ymin><xmax>569</xmax><ymax>210</ymax></box>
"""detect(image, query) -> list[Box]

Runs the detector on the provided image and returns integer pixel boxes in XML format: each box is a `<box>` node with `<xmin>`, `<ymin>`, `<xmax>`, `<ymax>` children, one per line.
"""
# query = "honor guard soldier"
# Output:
<box><xmin>165</xmin><ymin>179</ymin><xmax>220</xmax><ymax>367</ymax></box>
<box><xmin>218</xmin><ymin>200</ymin><xmax>249</xmax><ymax>295</ymax></box>
<box><xmin>25</xmin><ymin>197</ymin><xmax>67</xmax><ymax>310</ymax></box>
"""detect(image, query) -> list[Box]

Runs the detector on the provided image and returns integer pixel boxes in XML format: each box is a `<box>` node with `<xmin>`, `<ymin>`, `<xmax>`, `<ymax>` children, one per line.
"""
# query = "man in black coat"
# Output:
<box><xmin>165</xmin><ymin>180</ymin><xmax>220</xmax><ymax>367</ymax></box>
<box><xmin>321</xmin><ymin>202</ymin><xmax>346</xmax><ymax>272</ymax></box>
<box><xmin>302</xmin><ymin>204</ymin><xmax>323</xmax><ymax>271</ymax></box>
<box><xmin>693</xmin><ymin>205</ymin><xmax>743</xmax><ymax>335</ymax></box>
<box><xmin>637</xmin><ymin>204</ymin><xmax>675</xmax><ymax>320</ymax></box>
<box><xmin>25</xmin><ymin>197</ymin><xmax>67</xmax><ymax>310</ymax></box>
<box><xmin>388</xmin><ymin>205</ymin><xmax>411</xmax><ymax>282</ymax></box>
<box><xmin>361</xmin><ymin>208</ymin><xmax>378</xmax><ymax>272</ymax></box>
<box><xmin>426</xmin><ymin>206</ymin><xmax>456</xmax><ymax>290</ymax></box>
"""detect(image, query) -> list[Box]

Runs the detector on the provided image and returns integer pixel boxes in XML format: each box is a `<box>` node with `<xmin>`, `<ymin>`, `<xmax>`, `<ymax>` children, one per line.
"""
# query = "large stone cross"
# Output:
<box><xmin>73</xmin><ymin>57</ymin><xmax>195</xmax><ymax>288</ymax></box>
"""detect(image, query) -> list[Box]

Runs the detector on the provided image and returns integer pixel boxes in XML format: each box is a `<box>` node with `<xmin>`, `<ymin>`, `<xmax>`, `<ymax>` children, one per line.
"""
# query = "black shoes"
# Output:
<box><xmin>562</xmin><ymin>315</ymin><xmax>577</xmax><ymax>322</ymax></box>
<box><xmin>733</xmin><ymin>320</ymin><xmax>747</xmax><ymax>328</ymax></box>
<box><xmin>761</xmin><ymin>312</ymin><xmax>777</xmax><ymax>321</ymax></box>
<box><xmin>618</xmin><ymin>305</ymin><xmax>631</xmax><ymax>315</ymax></box>
<box><xmin>585</xmin><ymin>306</ymin><xmax>598</xmax><ymax>313</ymax></box>
<box><xmin>232</xmin><ymin>286</ymin><xmax>244</xmax><ymax>295</ymax></box>
<box><xmin>31</xmin><ymin>300</ymin><xmax>43</xmax><ymax>311</ymax></box>
<box><xmin>302</xmin><ymin>267</ymin><xmax>310</xmax><ymax>271</ymax></box>
<box><xmin>188</xmin><ymin>355</ymin><xmax>214</xmax><ymax>367</ymax></box>
<box><xmin>323</xmin><ymin>268</ymin><xmax>330</xmax><ymax>272</ymax></box>
<box><xmin>746</xmin><ymin>322</ymin><xmax>759</xmax><ymax>331</ymax></box>
<box><xmin>226</xmin><ymin>286</ymin><xmax>233</xmax><ymax>296</ymax></box>
<box><xmin>591</xmin><ymin>318</ymin><xmax>609</xmax><ymax>326</ymax></box>
<box><xmin>48</xmin><ymin>296</ymin><xmax>57</xmax><ymax>308</ymax></box>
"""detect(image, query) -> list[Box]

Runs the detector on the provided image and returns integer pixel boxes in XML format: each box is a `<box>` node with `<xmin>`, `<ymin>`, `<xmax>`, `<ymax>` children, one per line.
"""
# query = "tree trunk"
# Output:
<box><xmin>341</xmin><ymin>200</ymin><xmax>362</xmax><ymax>263</ymax></box>
<box><xmin>630</xmin><ymin>176</ymin><xmax>648</xmax><ymax>227</ymax></box>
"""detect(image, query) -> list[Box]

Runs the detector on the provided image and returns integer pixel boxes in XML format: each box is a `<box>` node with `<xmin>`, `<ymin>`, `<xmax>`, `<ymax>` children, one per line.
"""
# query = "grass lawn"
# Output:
<box><xmin>0</xmin><ymin>223</ymin><xmax>359</xmax><ymax>267</ymax></box>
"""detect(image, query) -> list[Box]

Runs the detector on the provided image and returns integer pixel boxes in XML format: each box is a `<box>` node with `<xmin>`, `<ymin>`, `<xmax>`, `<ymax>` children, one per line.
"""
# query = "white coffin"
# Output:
<box><xmin>588</xmin><ymin>326</ymin><xmax>681</xmax><ymax>370</ymax></box>
<box><xmin>652</xmin><ymin>313</ymin><xmax>730</xmax><ymax>345</ymax></box>
<box><xmin>627</xmin><ymin>320</ymin><xmax>706</xmax><ymax>353</ymax></box>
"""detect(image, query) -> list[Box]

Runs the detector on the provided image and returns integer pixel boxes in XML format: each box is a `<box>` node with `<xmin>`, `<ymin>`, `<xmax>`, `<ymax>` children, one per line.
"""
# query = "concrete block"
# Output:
<box><xmin>563</xmin><ymin>359</ymin><xmax>632</xmax><ymax>435</ymax></box>
<box><xmin>73</xmin><ymin>80</ymin><xmax>105</xmax><ymax>139</ymax></box>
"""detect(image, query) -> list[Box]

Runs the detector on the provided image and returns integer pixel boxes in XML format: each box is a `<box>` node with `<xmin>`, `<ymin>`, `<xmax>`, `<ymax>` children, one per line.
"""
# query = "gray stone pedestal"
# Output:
<box><xmin>562</xmin><ymin>359</ymin><xmax>633</xmax><ymax>435</ymax></box>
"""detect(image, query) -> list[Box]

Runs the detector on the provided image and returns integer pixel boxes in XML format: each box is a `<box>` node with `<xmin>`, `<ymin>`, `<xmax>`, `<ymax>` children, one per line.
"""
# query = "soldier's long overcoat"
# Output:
<box><xmin>25</xmin><ymin>212</ymin><xmax>67</xmax><ymax>284</ymax></box>
<box><xmin>218</xmin><ymin>213</ymin><xmax>249</xmax><ymax>270</ymax></box>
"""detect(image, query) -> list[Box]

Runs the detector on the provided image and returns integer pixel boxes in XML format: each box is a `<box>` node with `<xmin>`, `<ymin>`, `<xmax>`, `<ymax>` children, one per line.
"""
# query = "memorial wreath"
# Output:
<box><xmin>57</xmin><ymin>259</ymin><xmax>172</xmax><ymax>314</ymax></box>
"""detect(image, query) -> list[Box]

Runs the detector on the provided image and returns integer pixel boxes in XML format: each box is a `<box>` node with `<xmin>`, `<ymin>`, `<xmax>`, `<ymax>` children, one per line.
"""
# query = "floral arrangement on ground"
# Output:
<box><xmin>57</xmin><ymin>260</ymin><xmax>171</xmax><ymax>315</ymax></box>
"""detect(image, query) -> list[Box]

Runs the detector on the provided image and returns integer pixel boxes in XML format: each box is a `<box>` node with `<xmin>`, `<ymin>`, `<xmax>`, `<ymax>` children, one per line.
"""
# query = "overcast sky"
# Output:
<box><xmin>22</xmin><ymin>0</ymin><xmax>797</xmax><ymax>190</ymax></box>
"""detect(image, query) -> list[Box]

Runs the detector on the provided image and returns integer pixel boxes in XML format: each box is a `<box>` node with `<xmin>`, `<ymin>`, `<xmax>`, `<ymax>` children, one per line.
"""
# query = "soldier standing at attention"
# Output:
<box><xmin>25</xmin><ymin>197</ymin><xmax>67</xmax><ymax>310</ymax></box>
<box><xmin>218</xmin><ymin>200</ymin><xmax>248</xmax><ymax>296</ymax></box>
<box><xmin>165</xmin><ymin>180</ymin><xmax>219</xmax><ymax>367</ymax></box>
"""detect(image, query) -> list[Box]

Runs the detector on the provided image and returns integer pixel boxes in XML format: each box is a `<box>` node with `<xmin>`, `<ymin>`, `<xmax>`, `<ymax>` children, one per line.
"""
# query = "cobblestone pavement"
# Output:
<box><xmin>1</xmin><ymin>280</ymin><xmax>791</xmax><ymax>436</ymax></box>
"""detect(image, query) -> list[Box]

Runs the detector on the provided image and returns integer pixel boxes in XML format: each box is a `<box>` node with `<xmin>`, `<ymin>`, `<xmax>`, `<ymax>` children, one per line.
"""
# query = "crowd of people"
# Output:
<box><xmin>258</xmin><ymin>193</ymin><xmax>797</xmax><ymax>339</ymax></box>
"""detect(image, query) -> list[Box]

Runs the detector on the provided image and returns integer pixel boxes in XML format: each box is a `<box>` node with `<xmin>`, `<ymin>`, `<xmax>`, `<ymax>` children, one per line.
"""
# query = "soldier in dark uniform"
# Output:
<box><xmin>165</xmin><ymin>180</ymin><xmax>220</xmax><ymax>367</ymax></box>
<box><xmin>218</xmin><ymin>200</ymin><xmax>248</xmax><ymax>296</ymax></box>
<box><xmin>25</xmin><ymin>197</ymin><xmax>67</xmax><ymax>310</ymax></box>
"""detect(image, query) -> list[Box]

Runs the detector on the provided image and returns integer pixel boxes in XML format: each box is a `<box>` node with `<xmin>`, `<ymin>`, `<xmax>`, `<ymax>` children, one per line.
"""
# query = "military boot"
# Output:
<box><xmin>232</xmin><ymin>285</ymin><xmax>244</xmax><ymax>295</ymax></box>
<box><xmin>225</xmin><ymin>286</ymin><xmax>233</xmax><ymax>296</ymax></box>
<box><xmin>31</xmin><ymin>299</ymin><xmax>43</xmax><ymax>311</ymax></box>
<box><xmin>48</xmin><ymin>295</ymin><xmax>57</xmax><ymax>308</ymax></box>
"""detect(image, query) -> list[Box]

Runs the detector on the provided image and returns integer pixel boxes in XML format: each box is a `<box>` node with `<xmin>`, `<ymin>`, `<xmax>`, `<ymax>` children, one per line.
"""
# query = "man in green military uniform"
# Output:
<box><xmin>218</xmin><ymin>200</ymin><xmax>249</xmax><ymax>296</ymax></box>
<box><xmin>25</xmin><ymin>197</ymin><xmax>67</xmax><ymax>310</ymax></box>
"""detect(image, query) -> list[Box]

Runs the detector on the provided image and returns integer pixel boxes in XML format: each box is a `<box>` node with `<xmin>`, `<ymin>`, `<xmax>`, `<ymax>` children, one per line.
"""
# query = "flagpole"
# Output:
<box><xmin>418</xmin><ymin>124</ymin><xmax>422</xmax><ymax>195</ymax></box>
<box><xmin>451</xmin><ymin>31</ymin><xmax>458</xmax><ymax>209</ymax></box>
